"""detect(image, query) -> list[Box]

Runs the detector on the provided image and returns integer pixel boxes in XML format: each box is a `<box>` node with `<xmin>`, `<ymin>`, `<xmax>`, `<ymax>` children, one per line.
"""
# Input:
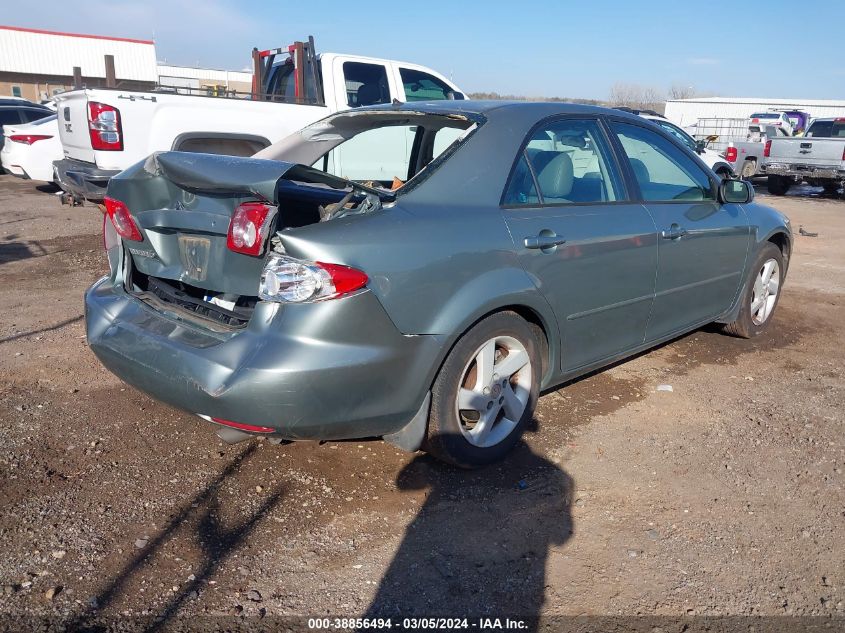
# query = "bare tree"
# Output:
<box><xmin>608</xmin><ymin>82</ymin><xmax>665</xmax><ymax>112</ymax></box>
<box><xmin>668</xmin><ymin>83</ymin><xmax>699</xmax><ymax>100</ymax></box>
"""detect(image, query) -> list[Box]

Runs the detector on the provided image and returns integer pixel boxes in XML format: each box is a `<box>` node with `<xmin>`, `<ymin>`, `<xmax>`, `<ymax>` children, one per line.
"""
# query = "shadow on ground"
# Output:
<box><xmin>364</xmin><ymin>437</ymin><xmax>573</xmax><ymax>625</ymax></box>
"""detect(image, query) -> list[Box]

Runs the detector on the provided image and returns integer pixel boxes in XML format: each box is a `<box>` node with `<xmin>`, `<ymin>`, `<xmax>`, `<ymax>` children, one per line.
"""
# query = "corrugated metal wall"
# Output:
<box><xmin>0</xmin><ymin>26</ymin><xmax>157</xmax><ymax>82</ymax></box>
<box><xmin>665</xmin><ymin>99</ymin><xmax>845</xmax><ymax>127</ymax></box>
<box><xmin>157</xmin><ymin>64</ymin><xmax>252</xmax><ymax>84</ymax></box>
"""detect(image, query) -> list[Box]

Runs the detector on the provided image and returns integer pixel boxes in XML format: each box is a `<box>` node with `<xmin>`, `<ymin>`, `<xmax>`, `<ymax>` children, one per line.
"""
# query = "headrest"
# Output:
<box><xmin>535</xmin><ymin>152</ymin><xmax>574</xmax><ymax>199</ymax></box>
<box><xmin>629</xmin><ymin>158</ymin><xmax>650</xmax><ymax>184</ymax></box>
<box><xmin>357</xmin><ymin>83</ymin><xmax>382</xmax><ymax>106</ymax></box>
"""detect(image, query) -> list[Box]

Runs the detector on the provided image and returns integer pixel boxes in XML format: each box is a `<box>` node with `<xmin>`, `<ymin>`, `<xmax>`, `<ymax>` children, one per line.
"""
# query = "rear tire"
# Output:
<box><xmin>767</xmin><ymin>175</ymin><xmax>791</xmax><ymax>196</ymax></box>
<box><xmin>722</xmin><ymin>243</ymin><xmax>784</xmax><ymax>339</ymax></box>
<box><xmin>740</xmin><ymin>159</ymin><xmax>757</xmax><ymax>179</ymax></box>
<box><xmin>424</xmin><ymin>311</ymin><xmax>540</xmax><ymax>468</ymax></box>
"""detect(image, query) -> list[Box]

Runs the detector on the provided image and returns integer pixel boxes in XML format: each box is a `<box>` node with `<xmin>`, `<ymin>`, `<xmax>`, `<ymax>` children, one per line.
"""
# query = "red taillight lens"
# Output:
<box><xmin>842</xmin><ymin>146</ymin><xmax>845</xmax><ymax>161</ymax></box>
<box><xmin>210</xmin><ymin>417</ymin><xmax>275</xmax><ymax>434</ymax></box>
<box><xmin>88</xmin><ymin>101</ymin><xmax>122</xmax><ymax>151</ymax></box>
<box><xmin>316</xmin><ymin>261</ymin><xmax>370</xmax><ymax>295</ymax></box>
<box><xmin>764</xmin><ymin>140</ymin><xmax>772</xmax><ymax>158</ymax></box>
<box><xmin>725</xmin><ymin>146</ymin><xmax>738</xmax><ymax>163</ymax></box>
<box><xmin>104</xmin><ymin>196</ymin><xmax>143</xmax><ymax>241</ymax></box>
<box><xmin>9</xmin><ymin>134</ymin><xmax>52</xmax><ymax>145</ymax></box>
<box><xmin>226</xmin><ymin>202</ymin><xmax>275</xmax><ymax>256</ymax></box>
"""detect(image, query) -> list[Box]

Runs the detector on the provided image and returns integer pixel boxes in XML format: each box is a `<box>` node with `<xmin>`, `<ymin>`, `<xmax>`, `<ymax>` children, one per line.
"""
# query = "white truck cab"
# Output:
<box><xmin>53</xmin><ymin>38</ymin><xmax>464</xmax><ymax>202</ymax></box>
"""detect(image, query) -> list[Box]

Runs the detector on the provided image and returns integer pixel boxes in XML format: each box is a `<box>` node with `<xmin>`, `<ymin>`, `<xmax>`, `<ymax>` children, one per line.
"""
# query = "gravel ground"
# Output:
<box><xmin>0</xmin><ymin>174</ymin><xmax>843</xmax><ymax>631</ymax></box>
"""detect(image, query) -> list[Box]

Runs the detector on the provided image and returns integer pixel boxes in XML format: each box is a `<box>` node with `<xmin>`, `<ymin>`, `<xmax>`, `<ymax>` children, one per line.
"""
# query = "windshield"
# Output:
<box><xmin>750</xmin><ymin>113</ymin><xmax>780</xmax><ymax>120</ymax></box>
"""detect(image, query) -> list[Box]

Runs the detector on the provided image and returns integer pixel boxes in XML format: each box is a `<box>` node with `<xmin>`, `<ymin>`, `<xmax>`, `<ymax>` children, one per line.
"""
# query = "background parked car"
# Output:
<box><xmin>0</xmin><ymin>97</ymin><xmax>53</xmax><ymax>159</ymax></box>
<box><xmin>1</xmin><ymin>114</ymin><xmax>62</xmax><ymax>182</ymax></box>
<box><xmin>615</xmin><ymin>108</ymin><xmax>734</xmax><ymax>178</ymax></box>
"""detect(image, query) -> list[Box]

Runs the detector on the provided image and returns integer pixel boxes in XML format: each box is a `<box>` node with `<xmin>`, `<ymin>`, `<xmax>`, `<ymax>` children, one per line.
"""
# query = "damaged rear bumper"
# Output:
<box><xmin>85</xmin><ymin>276</ymin><xmax>442</xmax><ymax>442</ymax></box>
<box><xmin>53</xmin><ymin>158</ymin><xmax>120</xmax><ymax>202</ymax></box>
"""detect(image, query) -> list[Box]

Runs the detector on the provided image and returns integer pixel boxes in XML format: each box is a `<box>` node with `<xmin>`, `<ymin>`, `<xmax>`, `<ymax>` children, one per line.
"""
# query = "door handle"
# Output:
<box><xmin>661</xmin><ymin>224</ymin><xmax>688</xmax><ymax>240</ymax></box>
<box><xmin>524</xmin><ymin>233</ymin><xmax>566</xmax><ymax>250</ymax></box>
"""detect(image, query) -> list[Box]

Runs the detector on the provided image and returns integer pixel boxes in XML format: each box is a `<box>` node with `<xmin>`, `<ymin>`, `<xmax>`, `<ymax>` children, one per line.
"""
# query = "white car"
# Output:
<box><xmin>1</xmin><ymin>114</ymin><xmax>62</xmax><ymax>182</ymax></box>
<box><xmin>625</xmin><ymin>110</ymin><xmax>734</xmax><ymax>178</ymax></box>
<box><xmin>748</xmin><ymin>111</ymin><xmax>794</xmax><ymax>137</ymax></box>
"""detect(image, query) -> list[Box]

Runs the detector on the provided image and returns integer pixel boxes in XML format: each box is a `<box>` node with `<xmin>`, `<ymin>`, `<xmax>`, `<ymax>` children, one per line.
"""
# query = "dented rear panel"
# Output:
<box><xmin>107</xmin><ymin>151</ymin><xmax>296</xmax><ymax>297</ymax></box>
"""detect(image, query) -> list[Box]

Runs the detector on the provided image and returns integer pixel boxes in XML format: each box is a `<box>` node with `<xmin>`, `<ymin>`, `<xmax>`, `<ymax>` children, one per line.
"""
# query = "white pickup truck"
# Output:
<box><xmin>762</xmin><ymin>117</ymin><xmax>845</xmax><ymax>195</ymax></box>
<box><xmin>53</xmin><ymin>38</ymin><xmax>464</xmax><ymax>202</ymax></box>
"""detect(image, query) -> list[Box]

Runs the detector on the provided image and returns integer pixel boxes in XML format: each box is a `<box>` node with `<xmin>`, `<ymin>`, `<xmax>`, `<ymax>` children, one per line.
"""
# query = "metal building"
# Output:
<box><xmin>157</xmin><ymin>64</ymin><xmax>253</xmax><ymax>97</ymax></box>
<box><xmin>665</xmin><ymin>97</ymin><xmax>845</xmax><ymax>127</ymax></box>
<box><xmin>0</xmin><ymin>25</ymin><xmax>158</xmax><ymax>101</ymax></box>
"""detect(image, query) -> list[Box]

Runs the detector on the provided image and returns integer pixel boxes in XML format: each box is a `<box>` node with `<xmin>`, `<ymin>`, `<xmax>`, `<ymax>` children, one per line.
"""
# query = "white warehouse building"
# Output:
<box><xmin>665</xmin><ymin>97</ymin><xmax>845</xmax><ymax>127</ymax></box>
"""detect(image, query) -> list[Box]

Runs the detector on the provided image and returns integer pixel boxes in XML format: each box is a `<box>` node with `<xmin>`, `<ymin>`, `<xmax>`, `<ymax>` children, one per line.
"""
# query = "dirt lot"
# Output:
<box><xmin>0</xmin><ymin>174</ymin><xmax>843</xmax><ymax>631</ymax></box>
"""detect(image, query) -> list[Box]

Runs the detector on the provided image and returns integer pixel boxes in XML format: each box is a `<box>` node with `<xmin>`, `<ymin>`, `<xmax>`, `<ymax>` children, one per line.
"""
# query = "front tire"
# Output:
<box><xmin>767</xmin><ymin>175</ymin><xmax>791</xmax><ymax>196</ymax></box>
<box><xmin>424</xmin><ymin>311</ymin><xmax>540</xmax><ymax>468</ymax></box>
<box><xmin>722</xmin><ymin>243</ymin><xmax>784</xmax><ymax>339</ymax></box>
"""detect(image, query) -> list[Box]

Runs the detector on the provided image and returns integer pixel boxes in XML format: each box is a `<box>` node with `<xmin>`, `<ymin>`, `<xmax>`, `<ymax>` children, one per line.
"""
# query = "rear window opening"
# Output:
<box><xmin>126</xmin><ymin>263</ymin><xmax>257</xmax><ymax>329</ymax></box>
<box><xmin>255</xmin><ymin>111</ymin><xmax>482</xmax><ymax>199</ymax></box>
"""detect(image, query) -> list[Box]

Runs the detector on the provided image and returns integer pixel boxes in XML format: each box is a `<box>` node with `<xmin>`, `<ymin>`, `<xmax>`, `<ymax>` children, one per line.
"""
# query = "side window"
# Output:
<box><xmin>0</xmin><ymin>110</ymin><xmax>23</xmax><ymax>126</ymax></box>
<box><xmin>612</xmin><ymin>121</ymin><xmax>714</xmax><ymax>202</ymax></box>
<box><xmin>399</xmin><ymin>68</ymin><xmax>453</xmax><ymax>102</ymax></box>
<box><xmin>503</xmin><ymin>118</ymin><xmax>620</xmax><ymax>206</ymax></box>
<box><xmin>503</xmin><ymin>154</ymin><xmax>539</xmax><ymax>205</ymax></box>
<box><xmin>21</xmin><ymin>109</ymin><xmax>50</xmax><ymax>123</ymax></box>
<box><xmin>655</xmin><ymin>121</ymin><xmax>697</xmax><ymax>153</ymax></box>
<box><xmin>343</xmin><ymin>62</ymin><xmax>390</xmax><ymax>107</ymax></box>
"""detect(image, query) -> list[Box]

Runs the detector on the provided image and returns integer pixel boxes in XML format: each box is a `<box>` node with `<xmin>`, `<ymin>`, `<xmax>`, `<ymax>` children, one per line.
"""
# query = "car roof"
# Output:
<box><xmin>0</xmin><ymin>99</ymin><xmax>50</xmax><ymax>108</ymax></box>
<box><xmin>357</xmin><ymin>99</ymin><xmax>644</xmax><ymax>121</ymax></box>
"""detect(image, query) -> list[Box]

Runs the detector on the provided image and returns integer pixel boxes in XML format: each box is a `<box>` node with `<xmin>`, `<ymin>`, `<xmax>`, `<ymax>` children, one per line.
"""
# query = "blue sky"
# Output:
<box><xmin>7</xmin><ymin>0</ymin><xmax>843</xmax><ymax>100</ymax></box>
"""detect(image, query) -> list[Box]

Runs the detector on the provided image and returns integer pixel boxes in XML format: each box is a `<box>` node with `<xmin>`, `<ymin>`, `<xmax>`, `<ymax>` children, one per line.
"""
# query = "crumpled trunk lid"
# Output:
<box><xmin>108</xmin><ymin>151</ymin><xmax>296</xmax><ymax>297</ymax></box>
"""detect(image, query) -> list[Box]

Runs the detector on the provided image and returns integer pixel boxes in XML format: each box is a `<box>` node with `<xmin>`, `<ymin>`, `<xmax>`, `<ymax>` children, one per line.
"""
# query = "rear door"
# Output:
<box><xmin>501</xmin><ymin>116</ymin><xmax>658</xmax><ymax>372</ymax></box>
<box><xmin>608</xmin><ymin>119</ymin><xmax>750</xmax><ymax>342</ymax></box>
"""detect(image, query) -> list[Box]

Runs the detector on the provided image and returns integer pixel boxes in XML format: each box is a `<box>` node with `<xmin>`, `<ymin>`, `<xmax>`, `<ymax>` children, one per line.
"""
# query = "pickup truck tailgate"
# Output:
<box><xmin>55</xmin><ymin>90</ymin><xmax>95</xmax><ymax>164</ymax></box>
<box><xmin>769</xmin><ymin>137</ymin><xmax>845</xmax><ymax>166</ymax></box>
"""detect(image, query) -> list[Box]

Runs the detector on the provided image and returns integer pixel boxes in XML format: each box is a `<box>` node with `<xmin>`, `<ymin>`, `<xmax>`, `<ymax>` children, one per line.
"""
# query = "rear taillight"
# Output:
<box><xmin>764</xmin><ymin>140</ymin><xmax>772</xmax><ymax>157</ymax></box>
<box><xmin>725</xmin><ymin>146</ymin><xmax>738</xmax><ymax>163</ymax></box>
<box><xmin>104</xmin><ymin>196</ymin><xmax>143</xmax><ymax>242</ymax></box>
<box><xmin>226</xmin><ymin>202</ymin><xmax>276</xmax><ymax>256</ymax></box>
<box><xmin>259</xmin><ymin>254</ymin><xmax>368</xmax><ymax>303</ymax></box>
<box><xmin>842</xmin><ymin>146</ymin><xmax>845</xmax><ymax>161</ymax></box>
<box><xmin>88</xmin><ymin>101</ymin><xmax>122</xmax><ymax>151</ymax></box>
<box><xmin>9</xmin><ymin>134</ymin><xmax>52</xmax><ymax>145</ymax></box>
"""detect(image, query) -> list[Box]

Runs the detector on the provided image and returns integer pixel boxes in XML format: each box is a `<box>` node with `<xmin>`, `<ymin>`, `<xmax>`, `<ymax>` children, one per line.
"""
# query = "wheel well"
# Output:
<box><xmin>499</xmin><ymin>305</ymin><xmax>551</xmax><ymax>382</ymax></box>
<box><xmin>767</xmin><ymin>231</ymin><xmax>791</xmax><ymax>268</ymax></box>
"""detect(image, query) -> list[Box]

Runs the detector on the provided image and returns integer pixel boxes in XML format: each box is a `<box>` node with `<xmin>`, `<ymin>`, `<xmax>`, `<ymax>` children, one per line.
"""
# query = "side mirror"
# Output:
<box><xmin>695</xmin><ymin>139</ymin><xmax>707</xmax><ymax>154</ymax></box>
<box><xmin>720</xmin><ymin>178</ymin><xmax>754</xmax><ymax>204</ymax></box>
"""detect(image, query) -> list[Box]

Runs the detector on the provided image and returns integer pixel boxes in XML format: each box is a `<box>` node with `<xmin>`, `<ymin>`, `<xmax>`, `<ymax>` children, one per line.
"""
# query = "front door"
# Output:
<box><xmin>501</xmin><ymin>117</ymin><xmax>658</xmax><ymax>373</ymax></box>
<box><xmin>609</xmin><ymin>120</ymin><xmax>751</xmax><ymax>341</ymax></box>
